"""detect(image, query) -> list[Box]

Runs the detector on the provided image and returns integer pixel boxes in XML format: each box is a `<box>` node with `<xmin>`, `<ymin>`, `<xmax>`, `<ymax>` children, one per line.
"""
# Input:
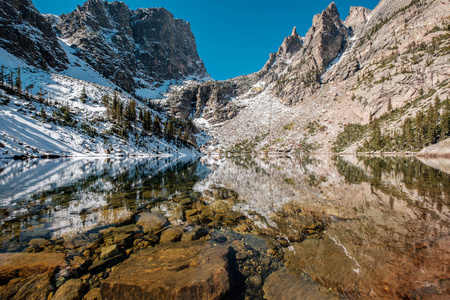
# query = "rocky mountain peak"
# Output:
<box><xmin>344</xmin><ymin>6</ymin><xmax>371</xmax><ymax>37</ymax></box>
<box><xmin>303</xmin><ymin>1</ymin><xmax>347</xmax><ymax>70</ymax></box>
<box><xmin>277</xmin><ymin>26</ymin><xmax>303</xmax><ymax>58</ymax></box>
<box><xmin>0</xmin><ymin>0</ymin><xmax>69</xmax><ymax>70</ymax></box>
<box><xmin>56</xmin><ymin>0</ymin><xmax>208</xmax><ymax>93</ymax></box>
<box><xmin>325</xmin><ymin>2</ymin><xmax>338</xmax><ymax>15</ymax></box>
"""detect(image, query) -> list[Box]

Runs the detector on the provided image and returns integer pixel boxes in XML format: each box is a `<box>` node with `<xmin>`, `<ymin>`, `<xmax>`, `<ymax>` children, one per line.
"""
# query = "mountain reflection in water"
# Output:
<box><xmin>0</xmin><ymin>155</ymin><xmax>448</xmax><ymax>299</ymax></box>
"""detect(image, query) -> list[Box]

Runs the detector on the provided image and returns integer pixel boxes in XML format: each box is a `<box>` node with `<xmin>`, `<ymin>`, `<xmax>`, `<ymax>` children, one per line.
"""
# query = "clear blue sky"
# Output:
<box><xmin>33</xmin><ymin>0</ymin><xmax>380</xmax><ymax>80</ymax></box>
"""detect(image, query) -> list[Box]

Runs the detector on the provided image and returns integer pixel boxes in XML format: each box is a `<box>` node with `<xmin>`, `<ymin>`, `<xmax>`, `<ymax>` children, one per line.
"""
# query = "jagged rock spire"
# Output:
<box><xmin>278</xmin><ymin>26</ymin><xmax>302</xmax><ymax>58</ymax></box>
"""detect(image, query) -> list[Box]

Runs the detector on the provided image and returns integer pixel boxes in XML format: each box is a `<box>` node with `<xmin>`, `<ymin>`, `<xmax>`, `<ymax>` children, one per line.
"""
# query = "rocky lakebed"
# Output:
<box><xmin>0</xmin><ymin>155</ymin><xmax>449</xmax><ymax>299</ymax></box>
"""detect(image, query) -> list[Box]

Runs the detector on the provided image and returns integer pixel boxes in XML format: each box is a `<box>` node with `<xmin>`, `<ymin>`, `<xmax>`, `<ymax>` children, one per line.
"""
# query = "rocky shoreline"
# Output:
<box><xmin>0</xmin><ymin>185</ymin><xmax>334</xmax><ymax>300</ymax></box>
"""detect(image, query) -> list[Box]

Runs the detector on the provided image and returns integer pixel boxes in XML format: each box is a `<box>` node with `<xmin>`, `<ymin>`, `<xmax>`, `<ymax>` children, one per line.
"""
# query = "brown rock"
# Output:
<box><xmin>28</xmin><ymin>238</ymin><xmax>51</xmax><ymax>248</ymax></box>
<box><xmin>210</xmin><ymin>200</ymin><xmax>230</xmax><ymax>214</ymax></box>
<box><xmin>0</xmin><ymin>252</ymin><xmax>66</xmax><ymax>283</ymax></box>
<box><xmin>100</xmin><ymin>242</ymin><xmax>235</xmax><ymax>299</ymax></box>
<box><xmin>53</xmin><ymin>279</ymin><xmax>89</xmax><ymax>300</ymax></box>
<box><xmin>159</xmin><ymin>226</ymin><xmax>183</xmax><ymax>244</ymax></box>
<box><xmin>82</xmin><ymin>287</ymin><xmax>101</xmax><ymax>300</ymax></box>
<box><xmin>263</xmin><ymin>270</ymin><xmax>335</xmax><ymax>300</ymax></box>
<box><xmin>100</xmin><ymin>244</ymin><xmax>120</xmax><ymax>260</ymax></box>
<box><xmin>113</xmin><ymin>233</ymin><xmax>133</xmax><ymax>247</ymax></box>
<box><xmin>0</xmin><ymin>273</ymin><xmax>54</xmax><ymax>300</ymax></box>
<box><xmin>135</xmin><ymin>212</ymin><xmax>168</xmax><ymax>233</ymax></box>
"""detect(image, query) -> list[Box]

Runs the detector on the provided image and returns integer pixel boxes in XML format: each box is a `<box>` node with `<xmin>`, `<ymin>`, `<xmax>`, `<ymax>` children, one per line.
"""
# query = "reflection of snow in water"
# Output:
<box><xmin>193</xmin><ymin>155</ymin><xmax>329</xmax><ymax>229</ymax></box>
<box><xmin>0</xmin><ymin>156</ymin><xmax>198</xmax><ymax>238</ymax></box>
<box><xmin>330</xmin><ymin>235</ymin><xmax>361</xmax><ymax>274</ymax></box>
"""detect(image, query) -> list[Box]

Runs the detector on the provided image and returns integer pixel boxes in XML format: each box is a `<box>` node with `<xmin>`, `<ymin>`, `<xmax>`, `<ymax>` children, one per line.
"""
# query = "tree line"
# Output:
<box><xmin>359</xmin><ymin>96</ymin><xmax>450</xmax><ymax>152</ymax></box>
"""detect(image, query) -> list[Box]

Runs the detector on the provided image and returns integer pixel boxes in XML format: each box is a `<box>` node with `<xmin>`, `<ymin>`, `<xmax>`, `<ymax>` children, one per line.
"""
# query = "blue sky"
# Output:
<box><xmin>34</xmin><ymin>0</ymin><xmax>380</xmax><ymax>80</ymax></box>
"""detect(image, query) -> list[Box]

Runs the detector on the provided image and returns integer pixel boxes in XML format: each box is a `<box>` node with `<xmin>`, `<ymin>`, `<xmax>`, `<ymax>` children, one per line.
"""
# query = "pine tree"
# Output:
<box><xmin>9</xmin><ymin>70</ymin><xmax>13</xmax><ymax>87</ymax></box>
<box><xmin>371</xmin><ymin>121</ymin><xmax>383</xmax><ymax>150</ymax></box>
<box><xmin>142</xmin><ymin>111</ymin><xmax>152</xmax><ymax>132</ymax></box>
<box><xmin>40</xmin><ymin>107</ymin><xmax>47</xmax><ymax>122</ymax></box>
<box><xmin>102</xmin><ymin>94</ymin><xmax>111</xmax><ymax>119</ymax></box>
<box><xmin>153</xmin><ymin>114</ymin><xmax>161</xmax><ymax>134</ymax></box>
<box><xmin>0</xmin><ymin>65</ymin><xmax>3</xmax><ymax>86</ymax></box>
<box><xmin>183</xmin><ymin>130</ymin><xmax>190</xmax><ymax>142</ymax></box>
<box><xmin>124</xmin><ymin>100</ymin><xmax>137</xmax><ymax>123</ymax></box>
<box><xmin>402</xmin><ymin>118</ymin><xmax>414</xmax><ymax>151</ymax></box>
<box><xmin>440</xmin><ymin>99</ymin><xmax>450</xmax><ymax>139</ymax></box>
<box><xmin>387</xmin><ymin>98</ymin><xmax>392</xmax><ymax>111</ymax></box>
<box><xmin>80</xmin><ymin>86</ymin><xmax>87</xmax><ymax>103</ymax></box>
<box><xmin>16</xmin><ymin>68</ymin><xmax>21</xmax><ymax>96</ymax></box>
<box><xmin>139</xmin><ymin>109</ymin><xmax>144</xmax><ymax>123</ymax></box>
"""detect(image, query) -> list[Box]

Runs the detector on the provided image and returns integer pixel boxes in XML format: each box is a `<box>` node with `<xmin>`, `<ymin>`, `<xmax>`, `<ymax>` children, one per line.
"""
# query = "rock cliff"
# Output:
<box><xmin>168</xmin><ymin>0</ymin><xmax>450</xmax><ymax>154</ymax></box>
<box><xmin>55</xmin><ymin>0</ymin><xmax>208</xmax><ymax>93</ymax></box>
<box><xmin>0</xmin><ymin>0</ymin><xmax>68</xmax><ymax>70</ymax></box>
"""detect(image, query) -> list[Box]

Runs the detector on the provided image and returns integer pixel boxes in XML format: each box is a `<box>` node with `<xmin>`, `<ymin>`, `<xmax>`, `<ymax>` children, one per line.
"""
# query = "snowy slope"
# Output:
<box><xmin>0</xmin><ymin>40</ymin><xmax>201</xmax><ymax>159</ymax></box>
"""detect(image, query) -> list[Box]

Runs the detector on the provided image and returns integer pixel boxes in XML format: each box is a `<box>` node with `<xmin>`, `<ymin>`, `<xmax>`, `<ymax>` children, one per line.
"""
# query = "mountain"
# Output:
<box><xmin>53</xmin><ymin>0</ymin><xmax>208</xmax><ymax>94</ymax></box>
<box><xmin>0</xmin><ymin>0</ymin><xmax>208</xmax><ymax>159</ymax></box>
<box><xmin>0</xmin><ymin>0</ymin><xmax>68</xmax><ymax>70</ymax></box>
<box><xmin>167</xmin><ymin>0</ymin><xmax>450</xmax><ymax>154</ymax></box>
<box><xmin>0</xmin><ymin>0</ymin><xmax>449</xmax><ymax>158</ymax></box>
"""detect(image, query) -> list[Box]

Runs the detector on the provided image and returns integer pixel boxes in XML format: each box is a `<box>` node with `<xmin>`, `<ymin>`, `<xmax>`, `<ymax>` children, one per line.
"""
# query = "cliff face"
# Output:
<box><xmin>0</xmin><ymin>0</ymin><xmax>69</xmax><ymax>70</ymax></box>
<box><xmin>55</xmin><ymin>0</ymin><xmax>208</xmax><ymax>93</ymax></box>
<box><xmin>167</xmin><ymin>0</ymin><xmax>449</xmax><ymax>153</ymax></box>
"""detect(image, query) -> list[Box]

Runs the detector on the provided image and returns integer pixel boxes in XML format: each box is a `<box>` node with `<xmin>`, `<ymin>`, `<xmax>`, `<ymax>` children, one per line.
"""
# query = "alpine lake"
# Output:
<box><xmin>0</xmin><ymin>154</ymin><xmax>449</xmax><ymax>299</ymax></box>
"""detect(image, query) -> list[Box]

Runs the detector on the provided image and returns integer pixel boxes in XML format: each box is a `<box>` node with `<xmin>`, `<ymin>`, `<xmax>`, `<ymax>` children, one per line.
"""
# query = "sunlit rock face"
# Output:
<box><xmin>194</xmin><ymin>155</ymin><xmax>450</xmax><ymax>298</ymax></box>
<box><xmin>55</xmin><ymin>0</ymin><xmax>208</xmax><ymax>92</ymax></box>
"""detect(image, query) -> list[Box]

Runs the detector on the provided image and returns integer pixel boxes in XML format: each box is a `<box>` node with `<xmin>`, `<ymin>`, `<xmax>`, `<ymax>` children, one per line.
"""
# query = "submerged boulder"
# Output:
<box><xmin>135</xmin><ymin>212</ymin><xmax>168</xmax><ymax>233</ymax></box>
<box><xmin>101</xmin><ymin>241</ymin><xmax>235</xmax><ymax>299</ymax></box>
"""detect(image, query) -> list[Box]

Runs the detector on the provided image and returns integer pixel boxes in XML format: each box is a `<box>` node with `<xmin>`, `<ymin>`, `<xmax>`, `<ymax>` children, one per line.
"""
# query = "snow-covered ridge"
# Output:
<box><xmin>0</xmin><ymin>40</ymin><xmax>201</xmax><ymax>159</ymax></box>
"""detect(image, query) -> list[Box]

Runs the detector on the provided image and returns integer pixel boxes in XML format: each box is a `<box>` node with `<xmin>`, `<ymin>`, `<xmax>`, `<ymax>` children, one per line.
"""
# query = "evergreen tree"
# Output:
<box><xmin>102</xmin><ymin>94</ymin><xmax>111</xmax><ymax>119</ymax></box>
<box><xmin>139</xmin><ymin>109</ymin><xmax>144</xmax><ymax>123</ymax></box>
<box><xmin>153</xmin><ymin>114</ymin><xmax>161</xmax><ymax>134</ymax></box>
<box><xmin>80</xmin><ymin>86</ymin><xmax>87</xmax><ymax>103</ymax></box>
<box><xmin>124</xmin><ymin>100</ymin><xmax>137</xmax><ymax>123</ymax></box>
<box><xmin>40</xmin><ymin>107</ymin><xmax>47</xmax><ymax>122</ymax></box>
<box><xmin>15</xmin><ymin>68</ymin><xmax>21</xmax><ymax>98</ymax></box>
<box><xmin>440</xmin><ymin>99</ymin><xmax>450</xmax><ymax>139</ymax></box>
<box><xmin>0</xmin><ymin>65</ymin><xmax>3</xmax><ymax>86</ymax></box>
<box><xmin>183</xmin><ymin>130</ymin><xmax>190</xmax><ymax>142</ymax></box>
<box><xmin>142</xmin><ymin>111</ymin><xmax>152</xmax><ymax>132</ymax></box>
<box><xmin>425</xmin><ymin>97</ymin><xmax>440</xmax><ymax>144</ymax></box>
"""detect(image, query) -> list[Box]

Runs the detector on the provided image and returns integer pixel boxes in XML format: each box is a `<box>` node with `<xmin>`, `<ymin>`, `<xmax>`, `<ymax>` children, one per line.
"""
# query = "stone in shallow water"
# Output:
<box><xmin>0</xmin><ymin>253</ymin><xmax>67</xmax><ymax>299</ymax></box>
<box><xmin>82</xmin><ymin>287</ymin><xmax>101</xmax><ymax>300</ymax></box>
<box><xmin>263</xmin><ymin>270</ymin><xmax>336</xmax><ymax>300</ymax></box>
<box><xmin>0</xmin><ymin>273</ymin><xmax>54</xmax><ymax>300</ymax></box>
<box><xmin>100</xmin><ymin>244</ymin><xmax>121</xmax><ymax>260</ymax></box>
<box><xmin>135</xmin><ymin>212</ymin><xmax>168</xmax><ymax>233</ymax></box>
<box><xmin>53</xmin><ymin>279</ymin><xmax>89</xmax><ymax>300</ymax></box>
<box><xmin>0</xmin><ymin>252</ymin><xmax>66</xmax><ymax>282</ymax></box>
<box><xmin>159</xmin><ymin>226</ymin><xmax>183</xmax><ymax>243</ymax></box>
<box><xmin>100</xmin><ymin>241</ymin><xmax>235</xmax><ymax>299</ymax></box>
<box><xmin>28</xmin><ymin>238</ymin><xmax>51</xmax><ymax>248</ymax></box>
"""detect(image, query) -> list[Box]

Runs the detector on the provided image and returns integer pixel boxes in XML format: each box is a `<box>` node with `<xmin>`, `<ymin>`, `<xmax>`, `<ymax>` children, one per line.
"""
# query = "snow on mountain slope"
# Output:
<box><xmin>0</xmin><ymin>42</ymin><xmax>201</xmax><ymax>159</ymax></box>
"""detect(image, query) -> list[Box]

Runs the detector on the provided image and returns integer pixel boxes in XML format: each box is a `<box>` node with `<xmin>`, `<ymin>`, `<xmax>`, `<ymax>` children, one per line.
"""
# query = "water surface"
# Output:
<box><xmin>0</xmin><ymin>155</ymin><xmax>449</xmax><ymax>299</ymax></box>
